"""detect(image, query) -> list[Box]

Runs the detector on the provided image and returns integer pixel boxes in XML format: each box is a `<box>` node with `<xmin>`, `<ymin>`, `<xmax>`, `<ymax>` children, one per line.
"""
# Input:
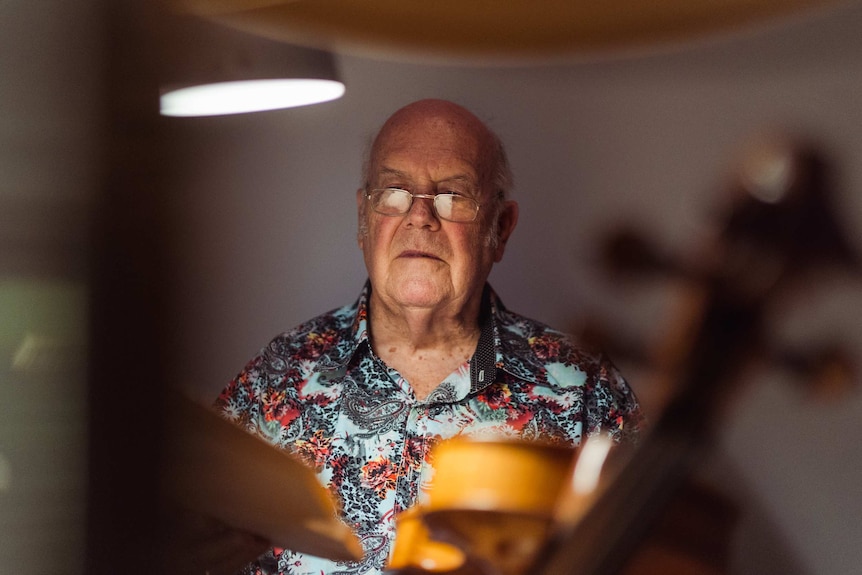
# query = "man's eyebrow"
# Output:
<box><xmin>440</xmin><ymin>175</ymin><xmax>476</xmax><ymax>186</ymax></box>
<box><xmin>376</xmin><ymin>167</ymin><xmax>410</xmax><ymax>180</ymax></box>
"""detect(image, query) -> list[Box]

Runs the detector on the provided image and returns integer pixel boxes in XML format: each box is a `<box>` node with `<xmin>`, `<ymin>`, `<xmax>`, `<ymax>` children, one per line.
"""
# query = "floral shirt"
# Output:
<box><xmin>216</xmin><ymin>283</ymin><xmax>641</xmax><ymax>575</ymax></box>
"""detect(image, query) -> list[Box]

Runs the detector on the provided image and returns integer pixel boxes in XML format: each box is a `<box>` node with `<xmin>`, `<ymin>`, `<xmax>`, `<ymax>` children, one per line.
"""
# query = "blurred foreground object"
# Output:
<box><xmin>388</xmin><ymin>436</ymin><xmax>617</xmax><ymax>575</ymax></box>
<box><xmin>166</xmin><ymin>0</ymin><xmax>850</xmax><ymax>63</ymax></box>
<box><xmin>161</xmin><ymin>392</ymin><xmax>363</xmax><ymax>567</ymax></box>
<box><xmin>538</xmin><ymin>136</ymin><xmax>858</xmax><ymax>575</ymax></box>
<box><xmin>599</xmin><ymin>134</ymin><xmax>858</xmax><ymax>400</ymax></box>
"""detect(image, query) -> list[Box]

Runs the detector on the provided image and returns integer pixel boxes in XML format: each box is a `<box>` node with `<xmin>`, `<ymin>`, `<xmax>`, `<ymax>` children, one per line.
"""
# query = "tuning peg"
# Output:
<box><xmin>575</xmin><ymin>318</ymin><xmax>650</xmax><ymax>367</ymax></box>
<box><xmin>769</xmin><ymin>344</ymin><xmax>856</xmax><ymax>400</ymax></box>
<box><xmin>599</xmin><ymin>227</ymin><xmax>687</xmax><ymax>280</ymax></box>
<box><xmin>736</xmin><ymin>133</ymin><xmax>801</xmax><ymax>205</ymax></box>
<box><xmin>730</xmin><ymin>135</ymin><xmax>861</xmax><ymax>273</ymax></box>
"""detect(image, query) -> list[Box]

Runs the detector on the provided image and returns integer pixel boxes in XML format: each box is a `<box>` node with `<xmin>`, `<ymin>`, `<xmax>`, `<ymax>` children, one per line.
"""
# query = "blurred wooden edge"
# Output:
<box><xmin>389</xmin><ymin>507</ymin><xmax>468</xmax><ymax>573</ymax></box>
<box><xmin>163</xmin><ymin>0</ymin><xmax>847</xmax><ymax>64</ymax></box>
<box><xmin>161</xmin><ymin>390</ymin><xmax>363</xmax><ymax>562</ymax></box>
<box><xmin>423</xmin><ymin>509</ymin><xmax>553</xmax><ymax>575</ymax></box>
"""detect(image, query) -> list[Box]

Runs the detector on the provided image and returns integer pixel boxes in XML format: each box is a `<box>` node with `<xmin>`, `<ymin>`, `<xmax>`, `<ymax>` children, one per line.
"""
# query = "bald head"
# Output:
<box><xmin>363</xmin><ymin>99</ymin><xmax>513</xmax><ymax>200</ymax></box>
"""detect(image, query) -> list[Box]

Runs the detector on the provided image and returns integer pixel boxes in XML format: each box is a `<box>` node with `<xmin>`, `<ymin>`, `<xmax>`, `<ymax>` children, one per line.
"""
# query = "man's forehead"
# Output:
<box><xmin>372</xmin><ymin>127</ymin><xmax>484</xmax><ymax>175</ymax></box>
<box><xmin>377</xmin><ymin>121</ymin><xmax>481</xmax><ymax>152</ymax></box>
<box><xmin>372</xmin><ymin>141</ymin><xmax>480</xmax><ymax>174</ymax></box>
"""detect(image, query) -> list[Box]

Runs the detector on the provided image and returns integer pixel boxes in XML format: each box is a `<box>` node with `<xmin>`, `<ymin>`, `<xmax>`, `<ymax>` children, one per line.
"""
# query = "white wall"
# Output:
<box><xmin>166</xmin><ymin>3</ymin><xmax>862</xmax><ymax>574</ymax></box>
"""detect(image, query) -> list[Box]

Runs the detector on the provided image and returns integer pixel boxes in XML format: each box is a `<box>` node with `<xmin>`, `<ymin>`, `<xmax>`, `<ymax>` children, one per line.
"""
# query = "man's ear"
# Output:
<box><xmin>493</xmin><ymin>200</ymin><xmax>519</xmax><ymax>262</ymax></box>
<box><xmin>356</xmin><ymin>188</ymin><xmax>367</xmax><ymax>251</ymax></box>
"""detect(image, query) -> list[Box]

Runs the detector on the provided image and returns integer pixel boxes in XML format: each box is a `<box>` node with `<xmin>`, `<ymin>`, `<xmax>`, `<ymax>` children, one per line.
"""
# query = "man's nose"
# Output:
<box><xmin>405</xmin><ymin>195</ymin><xmax>440</xmax><ymax>227</ymax></box>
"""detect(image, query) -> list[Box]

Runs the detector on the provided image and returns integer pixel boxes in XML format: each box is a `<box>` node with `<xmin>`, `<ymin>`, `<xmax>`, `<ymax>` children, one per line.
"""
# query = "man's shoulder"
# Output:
<box><xmin>496</xmin><ymin>305</ymin><xmax>601</xmax><ymax>366</ymax></box>
<box><xmin>493</xmin><ymin>303</ymin><xmax>637</xmax><ymax>405</ymax></box>
<box><xmin>496</xmin><ymin>305</ymin><xmax>643</xmax><ymax>440</ymax></box>
<box><xmin>286</xmin><ymin>301</ymin><xmax>358</xmax><ymax>339</ymax></box>
<box><xmin>263</xmin><ymin>300</ymin><xmax>359</xmax><ymax>359</ymax></box>
<box><xmin>220</xmin><ymin>300</ymin><xmax>359</xmax><ymax>402</ymax></box>
<box><xmin>497</xmin><ymin>305</ymin><xmax>567</xmax><ymax>339</ymax></box>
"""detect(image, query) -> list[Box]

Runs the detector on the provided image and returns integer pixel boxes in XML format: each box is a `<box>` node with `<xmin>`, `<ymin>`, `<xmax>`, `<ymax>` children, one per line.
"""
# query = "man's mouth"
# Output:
<box><xmin>398</xmin><ymin>250</ymin><xmax>441</xmax><ymax>260</ymax></box>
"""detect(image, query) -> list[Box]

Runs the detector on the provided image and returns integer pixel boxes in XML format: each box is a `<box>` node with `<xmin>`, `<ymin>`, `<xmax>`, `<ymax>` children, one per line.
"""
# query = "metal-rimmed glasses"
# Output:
<box><xmin>365</xmin><ymin>187</ymin><xmax>481</xmax><ymax>223</ymax></box>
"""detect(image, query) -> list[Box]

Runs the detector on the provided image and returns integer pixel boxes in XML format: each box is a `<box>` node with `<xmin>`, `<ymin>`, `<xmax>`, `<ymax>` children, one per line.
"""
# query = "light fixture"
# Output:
<box><xmin>159</xmin><ymin>16</ymin><xmax>344</xmax><ymax>117</ymax></box>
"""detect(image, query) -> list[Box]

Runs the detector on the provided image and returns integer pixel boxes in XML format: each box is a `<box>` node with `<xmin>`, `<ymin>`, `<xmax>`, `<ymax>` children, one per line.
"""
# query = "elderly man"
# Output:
<box><xmin>216</xmin><ymin>99</ymin><xmax>641</xmax><ymax>575</ymax></box>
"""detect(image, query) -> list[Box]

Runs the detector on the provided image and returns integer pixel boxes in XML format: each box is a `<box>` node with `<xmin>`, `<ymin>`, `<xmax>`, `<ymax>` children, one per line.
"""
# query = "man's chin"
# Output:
<box><xmin>392</xmin><ymin>292</ymin><xmax>447</xmax><ymax>310</ymax></box>
<box><xmin>385</xmin><ymin>279</ymin><xmax>452</xmax><ymax>310</ymax></box>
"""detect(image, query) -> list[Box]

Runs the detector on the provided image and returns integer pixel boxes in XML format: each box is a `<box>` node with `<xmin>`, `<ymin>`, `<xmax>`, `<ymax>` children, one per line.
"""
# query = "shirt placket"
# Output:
<box><xmin>395</xmin><ymin>400</ymin><xmax>431</xmax><ymax>512</ymax></box>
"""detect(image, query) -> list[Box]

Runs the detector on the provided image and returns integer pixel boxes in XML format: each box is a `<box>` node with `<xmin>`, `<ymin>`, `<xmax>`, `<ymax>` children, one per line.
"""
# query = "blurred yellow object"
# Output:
<box><xmin>389</xmin><ymin>437</ymin><xmax>575</xmax><ymax>575</ymax></box>
<box><xmin>426</xmin><ymin>438</ymin><xmax>573</xmax><ymax>515</ymax></box>
<box><xmin>166</xmin><ymin>0</ymin><xmax>846</xmax><ymax>63</ymax></box>
<box><xmin>389</xmin><ymin>508</ymin><xmax>467</xmax><ymax>573</ymax></box>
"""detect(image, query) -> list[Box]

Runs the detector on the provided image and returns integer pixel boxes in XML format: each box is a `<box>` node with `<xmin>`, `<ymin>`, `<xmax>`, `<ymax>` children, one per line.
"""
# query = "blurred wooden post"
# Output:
<box><xmin>85</xmin><ymin>1</ymin><xmax>171</xmax><ymax>573</ymax></box>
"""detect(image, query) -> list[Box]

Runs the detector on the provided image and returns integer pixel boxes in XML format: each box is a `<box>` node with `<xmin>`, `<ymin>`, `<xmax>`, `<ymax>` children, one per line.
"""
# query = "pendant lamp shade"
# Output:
<box><xmin>159</xmin><ymin>16</ymin><xmax>344</xmax><ymax>117</ymax></box>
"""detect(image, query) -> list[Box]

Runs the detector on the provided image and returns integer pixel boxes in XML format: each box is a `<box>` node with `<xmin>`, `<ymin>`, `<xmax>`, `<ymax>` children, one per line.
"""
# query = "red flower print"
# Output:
<box><xmin>529</xmin><ymin>335</ymin><xmax>561</xmax><ymax>360</ymax></box>
<box><xmin>478</xmin><ymin>384</ymin><xmax>512</xmax><ymax>409</ymax></box>
<box><xmin>361</xmin><ymin>456</ymin><xmax>398</xmax><ymax>498</ymax></box>
<box><xmin>300</xmin><ymin>330</ymin><xmax>338</xmax><ymax>359</ymax></box>
<box><xmin>275</xmin><ymin>403</ymin><xmax>301</xmax><ymax>427</ymax></box>
<box><xmin>403</xmin><ymin>437</ymin><xmax>429</xmax><ymax>471</ymax></box>
<box><xmin>260</xmin><ymin>390</ymin><xmax>303</xmax><ymax>428</ymax></box>
<box><xmin>294</xmin><ymin>430</ymin><xmax>332</xmax><ymax>468</ymax></box>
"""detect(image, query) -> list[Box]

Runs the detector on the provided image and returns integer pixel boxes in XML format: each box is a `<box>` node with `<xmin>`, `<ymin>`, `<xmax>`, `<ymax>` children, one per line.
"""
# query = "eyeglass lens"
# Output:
<box><xmin>370</xmin><ymin>189</ymin><xmax>477</xmax><ymax>222</ymax></box>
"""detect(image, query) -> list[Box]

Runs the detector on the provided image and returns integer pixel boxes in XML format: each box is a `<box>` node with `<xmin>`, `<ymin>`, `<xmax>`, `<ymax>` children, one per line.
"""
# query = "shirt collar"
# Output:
<box><xmin>485</xmin><ymin>286</ymin><xmax>544</xmax><ymax>388</ymax></box>
<box><xmin>319</xmin><ymin>281</ymin><xmax>544</xmax><ymax>389</ymax></box>
<box><xmin>314</xmin><ymin>281</ymin><xmax>371</xmax><ymax>371</ymax></box>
